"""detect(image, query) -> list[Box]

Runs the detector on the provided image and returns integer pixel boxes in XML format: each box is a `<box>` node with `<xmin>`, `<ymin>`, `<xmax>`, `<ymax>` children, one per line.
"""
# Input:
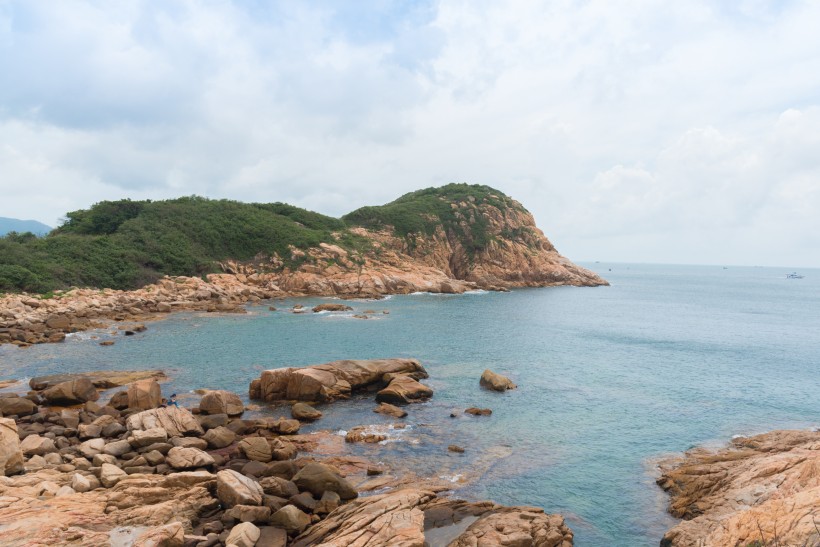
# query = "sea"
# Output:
<box><xmin>1</xmin><ymin>263</ymin><xmax>818</xmax><ymax>546</ymax></box>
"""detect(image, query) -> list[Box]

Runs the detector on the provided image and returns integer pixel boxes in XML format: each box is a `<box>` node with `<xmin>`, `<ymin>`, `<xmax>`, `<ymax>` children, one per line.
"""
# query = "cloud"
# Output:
<box><xmin>0</xmin><ymin>0</ymin><xmax>819</xmax><ymax>266</ymax></box>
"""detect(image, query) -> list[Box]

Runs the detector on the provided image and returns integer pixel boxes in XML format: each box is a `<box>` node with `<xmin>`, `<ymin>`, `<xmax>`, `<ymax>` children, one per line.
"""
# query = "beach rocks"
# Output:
<box><xmin>0</xmin><ymin>418</ymin><xmax>24</xmax><ymax>475</ymax></box>
<box><xmin>292</xmin><ymin>462</ymin><xmax>358</xmax><ymax>500</ymax></box>
<box><xmin>480</xmin><ymin>369</ymin><xmax>517</xmax><ymax>391</ymax></box>
<box><xmin>100</xmin><ymin>462</ymin><xmax>127</xmax><ymax>487</ymax></box>
<box><xmin>0</xmin><ymin>396</ymin><xmax>37</xmax><ymax>417</ymax></box>
<box><xmin>311</xmin><ymin>303</ymin><xmax>353</xmax><ymax>313</ymax></box>
<box><xmin>29</xmin><ymin>370</ymin><xmax>166</xmax><ymax>390</ymax></box>
<box><xmin>270</xmin><ymin>504</ymin><xmax>311</xmax><ymax>534</ymax></box>
<box><xmin>345</xmin><ymin>426</ymin><xmax>387</xmax><ymax>444</ymax></box>
<box><xmin>225</xmin><ymin>522</ymin><xmax>261</xmax><ymax>547</ymax></box>
<box><xmin>290</xmin><ymin>402</ymin><xmax>322</xmax><ymax>421</ymax></box>
<box><xmin>126</xmin><ymin>406</ymin><xmax>204</xmax><ymax>437</ymax></box>
<box><xmin>217</xmin><ymin>469</ymin><xmax>264</xmax><ymax>507</ymax></box>
<box><xmin>373</xmin><ymin>402</ymin><xmax>407</xmax><ymax>418</ymax></box>
<box><xmin>657</xmin><ymin>429</ymin><xmax>820</xmax><ymax>547</ymax></box>
<box><xmin>375</xmin><ymin>375</ymin><xmax>433</xmax><ymax>404</ymax></box>
<box><xmin>203</xmin><ymin>426</ymin><xmax>236</xmax><ymax>448</ymax></box>
<box><xmin>41</xmin><ymin>377</ymin><xmax>99</xmax><ymax>405</ymax></box>
<box><xmin>252</xmin><ymin>358</ymin><xmax>428</xmax><ymax>403</ymax></box>
<box><xmin>465</xmin><ymin>407</ymin><xmax>492</xmax><ymax>416</ymax></box>
<box><xmin>127</xmin><ymin>379</ymin><xmax>162</xmax><ymax>410</ymax></box>
<box><xmin>20</xmin><ymin>435</ymin><xmax>56</xmax><ymax>456</ymax></box>
<box><xmin>239</xmin><ymin>437</ymin><xmax>272</xmax><ymax>462</ymax></box>
<box><xmin>199</xmin><ymin>390</ymin><xmax>245</xmax><ymax>416</ymax></box>
<box><xmin>166</xmin><ymin>446</ymin><xmax>215</xmax><ymax>470</ymax></box>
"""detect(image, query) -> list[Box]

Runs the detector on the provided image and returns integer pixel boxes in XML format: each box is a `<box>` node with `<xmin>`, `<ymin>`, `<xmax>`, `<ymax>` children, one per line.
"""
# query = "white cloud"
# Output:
<box><xmin>0</xmin><ymin>0</ymin><xmax>819</xmax><ymax>266</ymax></box>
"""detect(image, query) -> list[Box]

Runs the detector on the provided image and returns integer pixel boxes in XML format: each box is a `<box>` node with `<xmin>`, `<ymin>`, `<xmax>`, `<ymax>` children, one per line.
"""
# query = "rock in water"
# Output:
<box><xmin>375</xmin><ymin>375</ymin><xmax>433</xmax><ymax>404</ymax></box>
<box><xmin>199</xmin><ymin>390</ymin><xmax>245</xmax><ymax>416</ymax></box>
<box><xmin>41</xmin><ymin>377</ymin><xmax>99</xmax><ymax>405</ymax></box>
<box><xmin>0</xmin><ymin>418</ymin><xmax>24</xmax><ymax>475</ymax></box>
<box><xmin>479</xmin><ymin>369</ymin><xmax>516</xmax><ymax>391</ymax></box>
<box><xmin>291</xmin><ymin>402</ymin><xmax>322</xmax><ymax>421</ymax></box>
<box><xmin>311</xmin><ymin>303</ymin><xmax>353</xmax><ymax>313</ymax></box>
<box><xmin>373</xmin><ymin>402</ymin><xmax>408</xmax><ymax>418</ymax></box>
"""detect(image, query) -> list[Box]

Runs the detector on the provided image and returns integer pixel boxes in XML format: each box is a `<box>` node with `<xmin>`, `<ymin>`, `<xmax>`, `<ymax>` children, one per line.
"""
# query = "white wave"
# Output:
<box><xmin>464</xmin><ymin>289</ymin><xmax>489</xmax><ymax>295</ymax></box>
<box><xmin>438</xmin><ymin>473</ymin><xmax>464</xmax><ymax>483</ymax></box>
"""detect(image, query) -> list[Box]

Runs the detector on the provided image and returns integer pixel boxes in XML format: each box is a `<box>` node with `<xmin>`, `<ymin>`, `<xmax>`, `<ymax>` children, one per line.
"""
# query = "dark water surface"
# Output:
<box><xmin>2</xmin><ymin>263</ymin><xmax>818</xmax><ymax>546</ymax></box>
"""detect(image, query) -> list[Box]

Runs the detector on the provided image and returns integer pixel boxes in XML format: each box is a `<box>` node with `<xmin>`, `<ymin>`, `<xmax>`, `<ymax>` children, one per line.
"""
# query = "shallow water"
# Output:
<box><xmin>1</xmin><ymin>263</ymin><xmax>818</xmax><ymax>546</ymax></box>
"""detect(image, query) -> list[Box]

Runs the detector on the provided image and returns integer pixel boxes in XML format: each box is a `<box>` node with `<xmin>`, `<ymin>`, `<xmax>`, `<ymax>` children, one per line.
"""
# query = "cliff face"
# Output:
<box><xmin>657</xmin><ymin>430</ymin><xmax>820</xmax><ymax>547</ymax></box>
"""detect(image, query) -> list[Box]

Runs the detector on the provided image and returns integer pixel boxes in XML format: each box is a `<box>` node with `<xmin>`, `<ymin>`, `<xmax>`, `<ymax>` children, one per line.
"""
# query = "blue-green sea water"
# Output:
<box><xmin>1</xmin><ymin>263</ymin><xmax>818</xmax><ymax>546</ymax></box>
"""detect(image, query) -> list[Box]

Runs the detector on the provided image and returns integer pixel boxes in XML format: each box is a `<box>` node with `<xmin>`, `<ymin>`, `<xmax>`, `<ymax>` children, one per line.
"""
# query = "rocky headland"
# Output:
<box><xmin>0</xmin><ymin>359</ymin><xmax>573</xmax><ymax>546</ymax></box>
<box><xmin>657</xmin><ymin>430</ymin><xmax>820</xmax><ymax>546</ymax></box>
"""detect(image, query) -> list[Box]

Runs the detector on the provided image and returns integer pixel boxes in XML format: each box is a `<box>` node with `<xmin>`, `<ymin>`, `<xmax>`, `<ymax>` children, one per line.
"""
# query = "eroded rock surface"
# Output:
<box><xmin>657</xmin><ymin>429</ymin><xmax>820</xmax><ymax>547</ymax></box>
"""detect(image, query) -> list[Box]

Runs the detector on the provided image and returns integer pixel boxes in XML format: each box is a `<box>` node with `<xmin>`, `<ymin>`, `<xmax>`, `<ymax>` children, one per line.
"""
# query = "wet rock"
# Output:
<box><xmin>0</xmin><ymin>418</ymin><xmax>24</xmax><ymax>475</ymax></box>
<box><xmin>269</xmin><ymin>505</ymin><xmax>311</xmax><ymax>535</ymax></box>
<box><xmin>199</xmin><ymin>390</ymin><xmax>244</xmax><ymax>417</ymax></box>
<box><xmin>257</xmin><ymin>527</ymin><xmax>287</xmax><ymax>547</ymax></box>
<box><xmin>465</xmin><ymin>407</ymin><xmax>492</xmax><ymax>416</ymax></box>
<box><xmin>448</xmin><ymin>445</ymin><xmax>465</xmax><ymax>453</ymax></box>
<box><xmin>375</xmin><ymin>375</ymin><xmax>433</xmax><ymax>404</ymax></box>
<box><xmin>166</xmin><ymin>446</ymin><xmax>215</xmax><ymax>470</ymax></box>
<box><xmin>289</xmin><ymin>491</ymin><xmax>318</xmax><ymax>513</ymax></box>
<box><xmin>373</xmin><ymin>402</ymin><xmax>407</xmax><ymax>418</ymax></box>
<box><xmin>253</xmin><ymin>358</ymin><xmax>428</xmax><ymax>403</ymax></box>
<box><xmin>127</xmin><ymin>379</ymin><xmax>162</xmax><ymax>410</ymax></box>
<box><xmin>292</xmin><ymin>462</ymin><xmax>357</xmax><ymax>500</ymax></box>
<box><xmin>41</xmin><ymin>378</ymin><xmax>100</xmax><ymax>405</ymax></box>
<box><xmin>225</xmin><ymin>522</ymin><xmax>260</xmax><ymax>547</ymax></box>
<box><xmin>345</xmin><ymin>426</ymin><xmax>387</xmax><ymax>444</ymax></box>
<box><xmin>217</xmin><ymin>469</ymin><xmax>264</xmax><ymax>508</ymax></box>
<box><xmin>480</xmin><ymin>369</ymin><xmax>516</xmax><ymax>391</ymax></box>
<box><xmin>311</xmin><ymin>303</ymin><xmax>353</xmax><ymax>313</ymax></box>
<box><xmin>290</xmin><ymin>402</ymin><xmax>322</xmax><ymax>422</ymax></box>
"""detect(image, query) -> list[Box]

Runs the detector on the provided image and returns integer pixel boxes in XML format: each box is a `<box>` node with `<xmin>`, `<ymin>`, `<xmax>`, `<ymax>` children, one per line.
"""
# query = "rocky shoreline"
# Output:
<box><xmin>0</xmin><ymin>360</ymin><xmax>573</xmax><ymax>546</ymax></box>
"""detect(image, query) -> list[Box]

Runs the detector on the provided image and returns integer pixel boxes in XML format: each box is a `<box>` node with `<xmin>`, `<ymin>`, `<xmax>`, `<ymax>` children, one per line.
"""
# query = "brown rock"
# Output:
<box><xmin>20</xmin><ymin>434</ymin><xmax>56</xmax><ymax>456</ymax></box>
<box><xmin>203</xmin><ymin>426</ymin><xmax>236</xmax><ymax>449</ymax></box>
<box><xmin>465</xmin><ymin>407</ymin><xmax>492</xmax><ymax>416</ymax></box>
<box><xmin>29</xmin><ymin>370</ymin><xmax>166</xmax><ymax>390</ymax></box>
<box><xmin>0</xmin><ymin>418</ymin><xmax>24</xmax><ymax>476</ymax></box>
<box><xmin>166</xmin><ymin>446</ymin><xmax>215</xmax><ymax>470</ymax></box>
<box><xmin>133</xmin><ymin>522</ymin><xmax>184</xmax><ymax>547</ymax></box>
<box><xmin>0</xmin><ymin>396</ymin><xmax>37</xmax><ymax>417</ymax></box>
<box><xmin>41</xmin><ymin>377</ymin><xmax>100</xmax><ymax>405</ymax></box>
<box><xmin>269</xmin><ymin>504</ymin><xmax>311</xmax><ymax>534</ymax></box>
<box><xmin>311</xmin><ymin>303</ymin><xmax>353</xmax><ymax>313</ymax></box>
<box><xmin>217</xmin><ymin>469</ymin><xmax>264</xmax><ymax>507</ymax></box>
<box><xmin>292</xmin><ymin>462</ymin><xmax>358</xmax><ymax>500</ymax></box>
<box><xmin>448</xmin><ymin>445</ymin><xmax>465</xmax><ymax>453</ymax></box>
<box><xmin>448</xmin><ymin>506</ymin><xmax>573</xmax><ymax>547</ymax></box>
<box><xmin>127</xmin><ymin>379</ymin><xmax>162</xmax><ymax>410</ymax></box>
<box><xmin>199</xmin><ymin>390</ymin><xmax>244</xmax><ymax>416</ymax></box>
<box><xmin>479</xmin><ymin>369</ymin><xmax>516</xmax><ymax>391</ymax></box>
<box><xmin>290</xmin><ymin>402</ymin><xmax>322</xmax><ymax>421</ymax></box>
<box><xmin>126</xmin><ymin>406</ymin><xmax>204</xmax><ymax>437</ymax></box>
<box><xmin>259</xmin><ymin>476</ymin><xmax>299</xmax><ymax>498</ymax></box>
<box><xmin>225</xmin><ymin>504</ymin><xmax>272</xmax><ymax>523</ymax></box>
<box><xmin>375</xmin><ymin>375</ymin><xmax>433</xmax><ymax>404</ymax></box>
<box><xmin>239</xmin><ymin>436</ymin><xmax>273</xmax><ymax>463</ymax></box>
<box><xmin>253</xmin><ymin>358</ymin><xmax>428</xmax><ymax>403</ymax></box>
<box><xmin>373</xmin><ymin>402</ymin><xmax>407</xmax><ymax>418</ymax></box>
<box><xmin>345</xmin><ymin>426</ymin><xmax>387</xmax><ymax>444</ymax></box>
<box><xmin>226</xmin><ymin>521</ymin><xmax>261</xmax><ymax>547</ymax></box>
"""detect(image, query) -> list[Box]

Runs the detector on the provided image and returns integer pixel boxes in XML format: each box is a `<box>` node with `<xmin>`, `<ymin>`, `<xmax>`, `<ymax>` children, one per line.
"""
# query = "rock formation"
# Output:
<box><xmin>657</xmin><ymin>429</ymin><xmax>820</xmax><ymax>546</ymax></box>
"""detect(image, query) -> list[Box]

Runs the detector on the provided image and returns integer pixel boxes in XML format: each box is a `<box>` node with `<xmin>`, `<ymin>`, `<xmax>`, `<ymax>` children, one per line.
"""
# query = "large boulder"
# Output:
<box><xmin>0</xmin><ymin>418</ymin><xmax>24</xmax><ymax>475</ymax></box>
<box><xmin>41</xmin><ymin>378</ymin><xmax>99</xmax><ymax>405</ymax></box>
<box><xmin>0</xmin><ymin>396</ymin><xmax>37</xmax><ymax>417</ymax></box>
<box><xmin>292</xmin><ymin>462</ymin><xmax>358</xmax><ymax>500</ymax></box>
<box><xmin>126</xmin><ymin>406</ymin><xmax>204</xmax><ymax>437</ymax></box>
<box><xmin>239</xmin><ymin>437</ymin><xmax>272</xmax><ymax>463</ymax></box>
<box><xmin>253</xmin><ymin>358</ymin><xmax>428</xmax><ymax>403</ymax></box>
<box><xmin>479</xmin><ymin>369</ymin><xmax>517</xmax><ymax>391</ymax></box>
<box><xmin>291</xmin><ymin>402</ymin><xmax>322</xmax><ymax>421</ymax></box>
<box><xmin>202</xmin><ymin>426</ymin><xmax>236</xmax><ymax>449</ymax></box>
<box><xmin>216</xmin><ymin>469</ymin><xmax>264</xmax><ymax>508</ymax></box>
<box><xmin>375</xmin><ymin>376</ymin><xmax>433</xmax><ymax>404</ymax></box>
<box><xmin>225</xmin><ymin>522</ymin><xmax>261</xmax><ymax>547</ymax></box>
<box><xmin>127</xmin><ymin>379</ymin><xmax>162</xmax><ymax>410</ymax></box>
<box><xmin>199</xmin><ymin>390</ymin><xmax>244</xmax><ymax>417</ymax></box>
<box><xmin>269</xmin><ymin>505</ymin><xmax>311</xmax><ymax>534</ymax></box>
<box><xmin>20</xmin><ymin>435</ymin><xmax>56</xmax><ymax>457</ymax></box>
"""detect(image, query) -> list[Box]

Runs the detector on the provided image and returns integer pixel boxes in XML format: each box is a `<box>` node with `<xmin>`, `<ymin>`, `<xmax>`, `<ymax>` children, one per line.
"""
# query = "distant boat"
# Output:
<box><xmin>786</xmin><ymin>272</ymin><xmax>804</xmax><ymax>279</ymax></box>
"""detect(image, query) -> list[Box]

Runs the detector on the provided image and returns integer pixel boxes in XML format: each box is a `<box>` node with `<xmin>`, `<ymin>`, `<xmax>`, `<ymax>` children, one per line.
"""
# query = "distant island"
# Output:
<box><xmin>0</xmin><ymin>183</ymin><xmax>606</xmax><ymax>294</ymax></box>
<box><xmin>0</xmin><ymin>217</ymin><xmax>51</xmax><ymax>237</ymax></box>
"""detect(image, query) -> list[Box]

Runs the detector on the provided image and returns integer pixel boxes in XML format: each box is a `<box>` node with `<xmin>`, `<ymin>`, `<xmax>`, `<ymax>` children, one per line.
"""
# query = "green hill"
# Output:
<box><xmin>0</xmin><ymin>185</ymin><xmax>522</xmax><ymax>293</ymax></box>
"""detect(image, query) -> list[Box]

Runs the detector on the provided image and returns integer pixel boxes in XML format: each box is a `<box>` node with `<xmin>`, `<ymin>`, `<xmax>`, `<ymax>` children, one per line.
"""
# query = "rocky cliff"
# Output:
<box><xmin>657</xmin><ymin>430</ymin><xmax>820</xmax><ymax>546</ymax></box>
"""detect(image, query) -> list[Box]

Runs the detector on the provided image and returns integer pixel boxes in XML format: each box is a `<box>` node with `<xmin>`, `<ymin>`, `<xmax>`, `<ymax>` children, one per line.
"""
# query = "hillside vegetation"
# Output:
<box><xmin>0</xmin><ymin>184</ymin><xmax>525</xmax><ymax>293</ymax></box>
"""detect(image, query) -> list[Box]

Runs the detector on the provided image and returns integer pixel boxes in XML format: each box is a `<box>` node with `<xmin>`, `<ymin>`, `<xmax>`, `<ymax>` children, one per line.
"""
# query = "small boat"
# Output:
<box><xmin>786</xmin><ymin>272</ymin><xmax>804</xmax><ymax>279</ymax></box>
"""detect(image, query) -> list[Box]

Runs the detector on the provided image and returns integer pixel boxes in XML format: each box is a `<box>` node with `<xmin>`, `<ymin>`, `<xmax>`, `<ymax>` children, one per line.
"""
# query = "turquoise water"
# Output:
<box><xmin>1</xmin><ymin>263</ymin><xmax>819</xmax><ymax>546</ymax></box>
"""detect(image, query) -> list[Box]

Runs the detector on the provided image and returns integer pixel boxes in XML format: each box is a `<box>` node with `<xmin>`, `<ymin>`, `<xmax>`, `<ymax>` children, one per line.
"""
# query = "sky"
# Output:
<box><xmin>1</xmin><ymin>0</ymin><xmax>819</xmax><ymax>267</ymax></box>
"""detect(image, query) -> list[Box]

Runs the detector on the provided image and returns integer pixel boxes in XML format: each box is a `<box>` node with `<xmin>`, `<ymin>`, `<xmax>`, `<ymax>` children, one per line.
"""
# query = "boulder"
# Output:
<box><xmin>290</xmin><ymin>402</ymin><xmax>322</xmax><ymax>421</ymax></box>
<box><xmin>259</xmin><ymin>477</ymin><xmax>299</xmax><ymax>498</ymax></box>
<box><xmin>133</xmin><ymin>522</ymin><xmax>184</xmax><ymax>547</ymax></box>
<box><xmin>127</xmin><ymin>379</ymin><xmax>162</xmax><ymax>410</ymax></box>
<box><xmin>79</xmin><ymin>438</ymin><xmax>106</xmax><ymax>458</ymax></box>
<box><xmin>166</xmin><ymin>446</ymin><xmax>215</xmax><ymax>470</ymax></box>
<box><xmin>41</xmin><ymin>378</ymin><xmax>99</xmax><ymax>405</ymax></box>
<box><xmin>479</xmin><ymin>369</ymin><xmax>516</xmax><ymax>391</ymax></box>
<box><xmin>375</xmin><ymin>375</ymin><xmax>433</xmax><ymax>404</ymax></box>
<box><xmin>270</xmin><ymin>505</ymin><xmax>311</xmax><ymax>534</ymax></box>
<box><xmin>311</xmin><ymin>303</ymin><xmax>353</xmax><ymax>313</ymax></box>
<box><xmin>198</xmin><ymin>390</ymin><xmax>244</xmax><ymax>417</ymax></box>
<box><xmin>345</xmin><ymin>426</ymin><xmax>386</xmax><ymax>444</ymax></box>
<box><xmin>465</xmin><ymin>407</ymin><xmax>492</xmax><ymax>416</ymax></box>
<box><xmin>225</xmin><ymin>522</ymin><xmax>261</xmax><ymax>547</ymax></box>
<box><xmin>216</xmin><ymin>469</ymin><xmax>264</xmax><ymax>507</ymax></box>
<box><xmin>315</xmin><ymin>490</ymin><xmax>340</xmax><ymax>515</ymax></box>
<box><xmin>108</xmin><ymin>391</ymin><xmax>129</xmax><ymax>410</ymax></box>
<box><xmin>130</xmin><ymin>427</ymin><xmax>168</xmax><ymax>448</ymax></box>
<box><xmin>0</xmin><ymin>396</ymin><xmax>37</xmax><ymax>417</ymax></box>
<box><xmin>126</xmin><ymin>406</ymin><xmax>204</xmax><ymax>437</ymax></box>
<box><xmin>103</xmin><ymin>440</ymin><xmax>133</xmax><ymax>457</ymax></box>
<box><xmin>202</xmin><ymin>426</ymin><xmax>236</xmax><ymax>449</ymax></box>
<box><xmin>100</xmin><ymin>462</ymin><xmax>127</xmax><ymax>487</ymax></box>
<box><xmin>20</xmin><ymin>435</ymin><xmax>56</xmax><ymax>456</ymax></box>
<box><xmin>270</xmin><ymin>438</ymin><xmax>297</xmax><ymax>461</ymax></box>
<box><xmin>239</xmin><ymin>437</ymin><xmax>272</xmax><ymax>463</ymax></box>
<box><xmin>0</xmin><ymin>418</ymin><xmax>24</xmax><ymax>475</ymax></box>
<box><xmin>292</xmin><ymin>462</ymin><xmax>358</xmax><ymax>500</ymax></box>
<box><xmin>225</xmin><ymin>504</ymin><xmax>272</xmax><ymax>523</ymax></box>
<box><xmin>30</xmin><ymin>370</ymin><xmax>166</xmax><ymax>390</ymax></box>
<box><xmin>373</xmin><ymin>402</ymin><xmax>407</xmax><ymax>418</ymax></box>
<box><xmin>253</xmin><ymin>358</ymin><xmax>428</xmax><ymax>403</ymax></box>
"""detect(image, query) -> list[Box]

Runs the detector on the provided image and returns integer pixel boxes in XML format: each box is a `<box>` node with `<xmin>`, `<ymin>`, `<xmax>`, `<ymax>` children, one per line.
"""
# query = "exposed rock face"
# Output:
<box><xmin>0</xmin><ymin>418</ymin><xmax>24</xmax><ymax>476</ymax></box>
<box><xmin>446</xmin><ymin>506</ymin><xmax>573</xmax><ymax>547</ymax></box>
<box><xmin>29</xmin><ymin>370</ymin><xmax>166</xmax><ymax>390</ymax></box>
<box><xmin>252</xmin><ymin>358</ymin><xmax>428</xmax><ymax>403</ymax></box>
<box><xmin>657</xmin><ymin>430</ymin><xmax>820</xmax><ymax>547</ymax></box>
<box><xmin>480</xmin><ymin>369</ymin><xmax>517</xmax><ymax>391</ymax></box>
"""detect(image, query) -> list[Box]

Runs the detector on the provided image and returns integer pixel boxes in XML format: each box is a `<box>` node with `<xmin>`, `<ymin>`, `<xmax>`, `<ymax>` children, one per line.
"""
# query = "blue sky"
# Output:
<box><xmin>1</xmin><ymin>0</ymin><xmax>819</xmax><ymax>267</ymax></box>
